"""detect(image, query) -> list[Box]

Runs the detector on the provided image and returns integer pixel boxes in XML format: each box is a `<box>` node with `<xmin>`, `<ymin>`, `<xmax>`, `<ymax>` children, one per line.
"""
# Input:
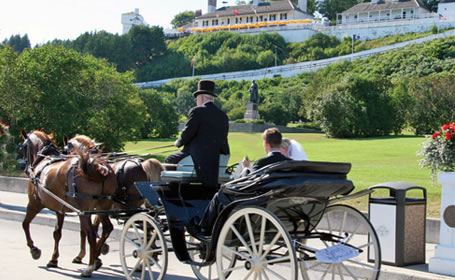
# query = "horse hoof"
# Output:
<box><xmin>31</xmin><ymin>247</ymin><xmax>41</xmax><ymax>260</ymax></box>
<box><xmin>47</xmin><ymin>260</ymin><xmax>58</xmax><ymax>268</ymax></box>
<box><xmin>95</xmin><ymin>259</ymin><xmax>102</xmax><ymax>271</ymax></box>
<box><xmin>80</xmin><ymin>271</ymin><xmax>92</xmax><ymax>278</ymax></box>
<box><xmin>81</xmin><ymin>267</ymin><xmax>93</xmax><ymax>278</ymax></box>
<box><xmin>101</xmin><ymin>244</ymin><xmax>109</xmax><ymax>255</ymax></box>
<box><xmin>72</xmin><ymin>257</ymin><xmax>82</xmax><ymax>264</ymax></box>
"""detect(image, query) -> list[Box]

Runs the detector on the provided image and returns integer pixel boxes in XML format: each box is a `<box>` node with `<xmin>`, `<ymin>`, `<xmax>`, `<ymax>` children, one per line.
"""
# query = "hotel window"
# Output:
<box><xmin>227</xmin><ymin>18</ymin><xmax>230</xmax><ymax>24</ymax></box>
<box><xmin>250</xmin><ymin>16</ymin><xmax>253</xmax><ymax>22</ymax></box>
<box><xmin>246</xmin><ymin>17</ymin><xmax>249</xmax><ymax>23</ymax></box>
<box><xmin>280</xmin><ymin>13</ymin><xmax>287</xmax><ymax>20</ymax></box>
<box><xmin>236</xmin><ymin>18</ymin><xmax>238</xmax><ymax>23</ymax></box>
<box><xmin>269</xmin><ymin>14</ymin><xmax>276</xmax><ymax>21</ymax></box>
<box><xmin>260</xmin><ymin>15</ymin><xmax>263</xmax><ymax>21</ymax></box>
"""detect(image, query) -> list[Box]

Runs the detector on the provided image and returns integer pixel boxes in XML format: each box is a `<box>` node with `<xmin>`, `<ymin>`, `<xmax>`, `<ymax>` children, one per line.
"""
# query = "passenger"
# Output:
<box><xmin>280</xmin><ymin>137</ymin><xmax>308</xmax><ymax>160</ymax></box>
<box><xmin>196</xmin><ymin>128</ymin><xmax>290</xmax><ymax>236</ymax></box>
<box><xmin>164</xmin><ymin>80</ymin><xmax>230</xmax><ymax>188</ymax></box>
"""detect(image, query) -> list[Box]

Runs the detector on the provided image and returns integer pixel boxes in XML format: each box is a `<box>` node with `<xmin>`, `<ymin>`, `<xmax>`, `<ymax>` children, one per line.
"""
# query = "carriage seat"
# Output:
<box><xmin>161</xmin><ymin>154</ymin><xmax>231</xmax><ymax>183</ymax></box>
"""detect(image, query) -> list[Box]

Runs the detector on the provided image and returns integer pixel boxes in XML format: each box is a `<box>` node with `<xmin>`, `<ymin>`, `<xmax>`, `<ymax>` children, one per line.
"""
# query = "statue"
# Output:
<box><xmin>248</xmin><ymin>80</ymin><xmax>258</xmax><ymax>104</ymax></box>
<box><xmin>244</xmin><ymin>80</ymin><xmax>260</xmax><ymax>120</ymax></box>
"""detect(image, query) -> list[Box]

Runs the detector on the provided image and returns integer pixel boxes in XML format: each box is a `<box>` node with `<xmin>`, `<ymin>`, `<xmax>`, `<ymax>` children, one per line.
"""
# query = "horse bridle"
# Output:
<box><xmin>19</xmin><ymin>132</ymin><xmax>61</xmax><ymax>177</ymax></box>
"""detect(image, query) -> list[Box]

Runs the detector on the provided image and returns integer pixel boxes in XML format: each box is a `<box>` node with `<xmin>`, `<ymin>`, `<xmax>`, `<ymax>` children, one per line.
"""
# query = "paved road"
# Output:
<box><xmin>0</xmin><ymin>218</ymin><xmax>199</xmax><ymax>280</ymax></box>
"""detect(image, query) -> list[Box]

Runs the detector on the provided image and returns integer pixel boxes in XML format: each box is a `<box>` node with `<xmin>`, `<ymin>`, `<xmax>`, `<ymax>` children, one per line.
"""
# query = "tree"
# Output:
<box><xmin>128</xmin><ymin>25</ymin><xmax>166</xmax><ymax>67</ymax></box>
<box><xmin>0</xmin><ymin>45</ymin><xmax>146</xmax><ymax>151</ymax></box>
<box><xmin>140</xmin><ymin>89</ymin><xmax>179</xmax><ymax>138</ymax></box>
<box><xmin>272</xmin><ymin>0</ymin><xmax>317</xmax><ymax>14</ymax></box>
<box><xmin>312</xmin><ymin>75</ymin><xmax>396</xmax><ymax>138</ymax></box>
<box><xmin>408</xmin><ymin>73</ymin><xmax>455</xmax><ymax>135</ymax></box>
<box><xmin>2</xmin><ymin>34</ymin><xmax>30</xmax><ymax>54</ymax></box>
<box><xmin>260</xmin><ymin>103</ymin><xmax>291</xmax><ymax>126</ymax></box>
<box><xmin>318</xmin><ymin>0</ymin><xmax>359</xmax><ymax>21</ymax></box>
<box><xmin>420</xmin><ymin>0</ymin><xmax>440</xmax><ymax>12</ymax></box>
<box><xmin>171</xmin><ymin>11</ymin><xmax>195</xmax><ymax>29</ymax></box>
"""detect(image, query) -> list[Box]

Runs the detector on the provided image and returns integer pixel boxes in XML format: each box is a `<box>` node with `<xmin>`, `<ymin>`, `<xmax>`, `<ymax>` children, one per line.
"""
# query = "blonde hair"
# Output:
<box><xmin>281</xmin><ymin>137</ymin><xmax>291</xmax><ymax>149</ymax></box>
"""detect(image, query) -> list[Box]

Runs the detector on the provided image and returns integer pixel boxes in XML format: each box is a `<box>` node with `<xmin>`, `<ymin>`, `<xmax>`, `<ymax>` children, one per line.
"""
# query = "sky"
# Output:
<box><xmin>0</xmin><ymin>0</ymin><xmax>238</xmax><ymax>46</ymax></box>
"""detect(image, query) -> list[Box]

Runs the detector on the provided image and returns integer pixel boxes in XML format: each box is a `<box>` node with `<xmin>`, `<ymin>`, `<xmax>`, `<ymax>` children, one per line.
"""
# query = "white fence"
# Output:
<box><xmin>136</xmin><ymin>29</ymin><xmax>455</xmax><ymax>89</ymax></box>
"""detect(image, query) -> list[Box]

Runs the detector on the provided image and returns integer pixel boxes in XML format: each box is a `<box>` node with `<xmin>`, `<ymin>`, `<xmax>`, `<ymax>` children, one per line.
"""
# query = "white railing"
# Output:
<box><xmin>136</xmin><ymin>28</ymin><xmax>455</xmax><ymax>89</ymax></box>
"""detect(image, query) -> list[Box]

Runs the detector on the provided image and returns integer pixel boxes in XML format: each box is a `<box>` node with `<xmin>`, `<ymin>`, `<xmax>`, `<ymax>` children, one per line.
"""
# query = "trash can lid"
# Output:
<box><xmin>369</xmin><ymin>181</ymin><xmax>426</xmax><ymax>193</ymax></box>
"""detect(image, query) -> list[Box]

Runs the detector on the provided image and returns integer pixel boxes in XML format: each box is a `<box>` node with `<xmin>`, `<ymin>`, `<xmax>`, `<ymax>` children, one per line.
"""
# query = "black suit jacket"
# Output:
<box><xmin>252</xmin><ymin>151</ymin><xmax>290</xmax><ymax>172</ymax></box>
<box><xmin>176</xmin><ymin>102</ymin><xmax>230</xmax><ymax>187</ymax></box>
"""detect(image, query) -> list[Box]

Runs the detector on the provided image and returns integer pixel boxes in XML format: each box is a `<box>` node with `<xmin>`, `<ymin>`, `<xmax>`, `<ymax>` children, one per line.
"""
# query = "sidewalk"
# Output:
<box><xmin>1</xmin><ymin>189</ymin><xmax>454</xmax><ymax>279</ymax></box>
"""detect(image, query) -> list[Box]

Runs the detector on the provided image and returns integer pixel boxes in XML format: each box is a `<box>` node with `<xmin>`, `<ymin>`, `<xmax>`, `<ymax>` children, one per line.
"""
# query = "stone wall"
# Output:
<box><xmin>178</xmin><ymin>122</ymin><xmax>321</xmax><ymax>133</ymax></box>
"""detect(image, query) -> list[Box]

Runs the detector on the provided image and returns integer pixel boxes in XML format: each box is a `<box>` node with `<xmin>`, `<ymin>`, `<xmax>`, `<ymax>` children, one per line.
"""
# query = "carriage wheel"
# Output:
<box><xmin>188</xmin><ymin>235</ymin><xmax>236</xmax><ymax>280</ymax></box>
<box><xmin>216</xmin><ymin>207</ymin><xmax>297</xmax><ymax>280</ymax></box>
<box><xmin>300</xmin><ymin>205</ymin><xmax>381</xmax><ymax>280</ymax></box>
<box><xmin>120</xmin><ymin>213</ymin><xmax>168</xmax><ymax>280</ymax></box>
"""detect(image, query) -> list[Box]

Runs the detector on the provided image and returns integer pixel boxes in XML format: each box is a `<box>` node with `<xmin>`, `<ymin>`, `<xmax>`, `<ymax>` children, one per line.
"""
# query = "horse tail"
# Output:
<box><xmin>77</xmin><ymin>149</ymin><xmax>112</xmax><ymax>182</ymax></box>
<box><xmin>141</xmin><ymin>158</ymin><xmax>163</xmax><ymax>181</ymax></box>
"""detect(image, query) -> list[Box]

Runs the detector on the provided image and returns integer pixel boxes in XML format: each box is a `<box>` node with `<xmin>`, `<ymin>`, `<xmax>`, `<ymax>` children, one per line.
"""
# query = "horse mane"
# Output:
<box><xmin>33</xmin><ymin>130</ymin><xmax>54</xmax><ymax>146</ymax></box>
<box><xmin>76</xmin><ymin>148</ymin><xmax>112</xmax><ymax>182</ymax></box>
<box><xmin>72</xmin><ymin>135</ymin><xmax>96</xmax><ymax>150</ymax></box>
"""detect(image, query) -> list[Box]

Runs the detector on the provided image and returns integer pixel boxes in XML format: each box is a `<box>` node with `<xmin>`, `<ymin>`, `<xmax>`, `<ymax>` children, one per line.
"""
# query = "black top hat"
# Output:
<box><xmin>193</xmin><ymin>80</ymin><xmax>217</xmax><ymax>97</ymax></box>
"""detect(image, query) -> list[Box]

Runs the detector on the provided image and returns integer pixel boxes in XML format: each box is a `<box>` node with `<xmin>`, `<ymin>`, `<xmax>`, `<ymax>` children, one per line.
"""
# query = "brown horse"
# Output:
<box><xmin>20</xmin><ymin>129</ymin><xmax>117</xmax><ymax>277</ymax></box>
<box><xmin>63</xmin><ymin>134</ymin><xmax>164</xmax><ymax>264</ymax></box>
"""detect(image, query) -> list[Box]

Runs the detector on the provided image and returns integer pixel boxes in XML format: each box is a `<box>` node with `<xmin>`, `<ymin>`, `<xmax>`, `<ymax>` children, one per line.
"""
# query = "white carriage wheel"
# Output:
<box><xmin>300</xmin><ymin>204</ymin><xmax>381</xmax><ymax>280</ymax></box>
<box><xmin>216</xmin><ymin>206</ymin><xmax>297</xmax><ymax>280</ymax></box>
<box><xmin>120</xmin><ymin>213</ymin><xmax>168</xmax><ymax>280</ymax></box>
<box><xmin>188</xmin><ymin>235</ymin><xmax>236</xmax><ymax>280</ymax></box>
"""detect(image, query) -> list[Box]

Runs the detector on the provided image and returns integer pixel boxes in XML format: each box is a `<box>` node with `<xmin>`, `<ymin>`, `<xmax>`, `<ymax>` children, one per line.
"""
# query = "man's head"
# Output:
<box><xmin>262</xmin><ymin>128</ymin><xmax>282</xmax><ymax>153</ymax></box>
<box><xmin>193</xmin><ymin>80</ymin><xmax>217</xmax><ymax>107</ymax></box>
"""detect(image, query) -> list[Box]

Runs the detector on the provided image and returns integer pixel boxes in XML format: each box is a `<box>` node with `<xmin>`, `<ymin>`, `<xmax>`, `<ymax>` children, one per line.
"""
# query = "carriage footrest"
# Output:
<box><xmin>161</xmin><ymin>171</ymin><xmax>198</xmax><ymax>182</ymax></box>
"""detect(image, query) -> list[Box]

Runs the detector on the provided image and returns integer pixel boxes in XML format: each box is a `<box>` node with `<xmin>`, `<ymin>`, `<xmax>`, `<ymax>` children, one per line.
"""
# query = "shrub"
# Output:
<box><xmin>0</xmin><ymin>122</ymin><xmax>18</xmax><ymax>172</ymax></box>
<box><xmin>312</xmin><ymin>75</ymin><xmax>396</xmax><ymax>138</ymax></box>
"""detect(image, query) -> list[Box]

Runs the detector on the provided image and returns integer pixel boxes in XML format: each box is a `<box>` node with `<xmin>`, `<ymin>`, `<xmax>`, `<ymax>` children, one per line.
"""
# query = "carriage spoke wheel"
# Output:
<box><xmin>188</xmin><ymin>235</ymin><xmax>236</xmax><ymax>280</ymax></box>
<box><xmin>216</xmin><ymin>207</ymin><xmax>297</xmax><ymax>280</ymax></box>
<box><xmin>120</xmin><ymin>213</ymin><xmax>168</xmax><ymax>280</ymax></box>
<box><xmin>300</xmin><ymin>205</ymin><xmax>381</xmax><ymax>280</ymax></box>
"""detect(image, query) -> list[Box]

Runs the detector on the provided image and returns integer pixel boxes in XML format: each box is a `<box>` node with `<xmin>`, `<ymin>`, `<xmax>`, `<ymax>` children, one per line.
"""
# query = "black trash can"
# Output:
<box><xmin>368</xmin><ymin>182</ymin><xmax>426</xmax><ymax>266</ymax></box>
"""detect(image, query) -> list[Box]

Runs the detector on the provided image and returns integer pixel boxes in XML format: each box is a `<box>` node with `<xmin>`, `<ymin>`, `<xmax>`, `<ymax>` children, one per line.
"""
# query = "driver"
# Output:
<box><xmin>164</xmin><ymin>80</ymin><xmax>230</xmax><ymax>188</ymax></box>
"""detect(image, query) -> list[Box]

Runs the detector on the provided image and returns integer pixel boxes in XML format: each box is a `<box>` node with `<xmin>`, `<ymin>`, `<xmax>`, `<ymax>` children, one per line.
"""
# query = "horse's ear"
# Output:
<box><xmin>20</xmin><ymin>128</ymin><xmax>27</xmax><ymax>140</ymax></box>
<box><xmin>48</xmin><ymin>132</ymin><xmax>54</xmax><ymax>140</ymax></box>
<box><xmin>63</xmin><ymin>135</ymin><xmax>68</xmax><ymax>146</ymax></box>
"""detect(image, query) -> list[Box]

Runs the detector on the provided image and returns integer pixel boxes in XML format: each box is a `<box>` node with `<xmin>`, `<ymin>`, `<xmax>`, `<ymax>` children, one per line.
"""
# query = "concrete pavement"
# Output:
<box><xmin>1</xmin><ymin>177</ymin><xmax>455</xmax><ymax>279</ymax></box>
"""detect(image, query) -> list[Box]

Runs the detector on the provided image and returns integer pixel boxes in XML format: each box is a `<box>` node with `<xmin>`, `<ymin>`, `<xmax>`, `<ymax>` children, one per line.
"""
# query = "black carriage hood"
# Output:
<box><xmin>223</xmin><ymin>160</ymin><xmax>355</xmax><ymax>199</ymax></box>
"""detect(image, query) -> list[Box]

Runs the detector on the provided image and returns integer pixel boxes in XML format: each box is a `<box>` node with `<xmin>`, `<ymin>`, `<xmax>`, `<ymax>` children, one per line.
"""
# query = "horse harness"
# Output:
<box><xmin>112</xmin><ymin>158</ymin><xmax>144</xmax><ymax>206</ymax></box>
<box><xmin>64</xmin><ymin>158</ymin><xmax>113</xmax><ymax>201</ymax></box>
<box><xmin>27</xmin><ymin>143</ymin><xmax>113</xmax><ymax>202</ymax></box>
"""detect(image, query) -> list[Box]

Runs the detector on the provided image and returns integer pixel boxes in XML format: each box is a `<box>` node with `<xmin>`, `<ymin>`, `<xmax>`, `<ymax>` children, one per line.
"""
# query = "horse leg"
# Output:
<box><xmin>22</xmin><ymin>202</ymin><xmax>44</xmax><ymax>260</ymax></box>
<box><xmin>80</xmin><ymin>215</ymin><xmax>97</xmax><ymax>277</ymax></box>
<box><xmin>73</xmin><ymin>230</ymin><xmax>87</xmax><ymax>264</ymax></box>
<box><xmin>47</xmin><ymin>212</ymin><xmax>64</xmax><ymax>267</ymax></box>
<box><xmin>73</xmin><ymin>215</ymin><xmax>101</xmax><ymax>264</ymax></box>
<box><xmin>94</xmin><ymin>214</ymin><xmax>113</xmax><ymax>271</ymax></box>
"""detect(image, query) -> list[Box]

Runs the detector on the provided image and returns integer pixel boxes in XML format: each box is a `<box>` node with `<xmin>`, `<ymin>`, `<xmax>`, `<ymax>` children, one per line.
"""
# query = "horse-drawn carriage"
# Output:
<box><xmin>19</xmin><ymin>130</ymin><xmax>381</xmax><ymax>280</ymax></box>
<box><xmin>120</xmin><ymin>155</ymin><xmax>381</xmax><ymax>280</ymax></box>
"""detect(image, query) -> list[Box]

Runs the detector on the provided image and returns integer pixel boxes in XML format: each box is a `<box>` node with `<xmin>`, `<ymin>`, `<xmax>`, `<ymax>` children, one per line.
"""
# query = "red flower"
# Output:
<box><xmin>442</xmin><ymin>124</ymin><xmax>450</xmax><ymax>130</ymax></box>
<box><xmin>446</xmin><ymin>132</ymin><xmax>453</xmax><ymax>141</ymax></box>
<box><xmin>433</xmin><ymin>131</ymin><xmax>442</xmax><ymax>139</ymax></box>
<box><xmin>234</xmin><ymin>10</ymin><xmax>239</xmax><ymax>15</ymax></box>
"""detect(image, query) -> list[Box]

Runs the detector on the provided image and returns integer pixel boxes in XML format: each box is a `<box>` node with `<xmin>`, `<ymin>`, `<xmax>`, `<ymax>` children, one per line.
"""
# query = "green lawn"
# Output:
<box><xmin>124</xmin><ymin>132</ymin><xmax>441</xmax><ymax>217</ymax></box>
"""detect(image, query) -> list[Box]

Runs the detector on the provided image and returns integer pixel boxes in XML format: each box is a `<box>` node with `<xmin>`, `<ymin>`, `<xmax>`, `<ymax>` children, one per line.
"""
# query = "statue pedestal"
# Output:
<box><xmin>429</xmin><ymin>172</ymin><xmax>455</xmax><ymax>276</ymax></box>
<box><xmin>244</xmin><ymin>102</ymin><xmax>260</xmax><ymax>121</ymax></box>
